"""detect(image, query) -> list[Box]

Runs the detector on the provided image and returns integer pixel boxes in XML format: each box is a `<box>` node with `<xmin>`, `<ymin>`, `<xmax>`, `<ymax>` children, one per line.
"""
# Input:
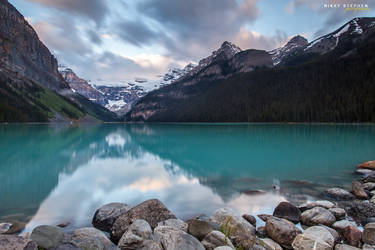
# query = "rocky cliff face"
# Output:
<box><xmin>0</xmin><ymin>0</ymin><xmax>68</xmax><ymax>91</ymax></box>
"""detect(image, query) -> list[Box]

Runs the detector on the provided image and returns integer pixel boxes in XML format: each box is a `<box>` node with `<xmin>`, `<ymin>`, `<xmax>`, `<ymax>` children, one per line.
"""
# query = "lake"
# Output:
<box><xmin>0</xmin><ymin>123</ymin><xmax>374</xmax><ymax>232</ymax></box>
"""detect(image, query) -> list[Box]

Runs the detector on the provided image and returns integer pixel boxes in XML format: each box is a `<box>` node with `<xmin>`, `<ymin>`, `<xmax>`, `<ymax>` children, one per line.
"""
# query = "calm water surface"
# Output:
<box><xmin>0</xmin><ymin>123</ymin><xmax>375</xmax><ymax>232</ymax></box>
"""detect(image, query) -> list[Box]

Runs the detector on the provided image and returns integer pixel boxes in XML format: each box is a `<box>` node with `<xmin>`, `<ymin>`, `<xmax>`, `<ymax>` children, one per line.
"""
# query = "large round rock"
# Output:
<box><xmin>292</xmin><ymin>226</ymin><xmax>335</xmax><ymax>250</ymax></box>
<box><xmin>324</xmin><ymin>188</ymin><xmax>355</xmax><ymax>200</ymax></box>
<box><xmin>301</xmin><ymin>207</ymin><xmax>336</xmax><ymax>226</ymax></box>
<box><xmin>352</xmin><ymin>181</ymin><xmax>368</xmax><ymax>199</ymax></box>
<box><xmin>118</xmin><ymin>219</ymin><xmax>153</xmax><ymax>250</ymax></box>
<box><xmin>72</xmin><ymin>227</ymin><xmax>117</xmax><ymax>250</ymax></box>
<box><xmin>201</xmin><ymin>230</ymin><xmax>234</xmax><ymax>250</ymax></box>
<box><xmin>273</xmin><ymin>201</ymin><xmax>301</xmax><ymax>224</ymax></box>
<box><xmin>92</xmin><ymin>202</ymin><xmax>130</xmax><ymax>232</ymax></box>
<box><xmin>187</xmin><ymin>219</ymin><xmax>215</xmax><ymax>240</ymax></box>
<box><xmin>265</xmin><ymin>216</ymin><xmax>302</xmax><ymax>248</ymax></box>
<box><xmin>110</xmin><ymin>199</ymin><xmax>176</xmax><ymax>243</ymax></box>
<box><xmin>30</xmin><ymin>225</ymin><xmax>64</xmax><ymax>249</ymax></box>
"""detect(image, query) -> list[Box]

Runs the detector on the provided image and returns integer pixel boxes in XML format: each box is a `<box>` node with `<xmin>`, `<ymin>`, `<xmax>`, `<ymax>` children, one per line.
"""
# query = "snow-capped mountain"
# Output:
<box><xmin>269</xmin><ymin>35</ymin><xmax>308</xmax><ymax>65</ymax></box>
<box><xmin>59</xmin><ymin>63</ymin><xmax>196</xmax><ymax>115</ymax></box>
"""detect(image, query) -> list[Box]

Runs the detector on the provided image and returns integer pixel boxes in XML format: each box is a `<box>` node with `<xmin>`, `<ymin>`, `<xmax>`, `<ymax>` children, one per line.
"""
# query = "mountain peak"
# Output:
<box><xmin>287</xmin><ymin>35</ymin><xmax>308</xmax><ymax>46</ymax></box>
<box><xmin>218</xmin><ymin>41</ymin><xmax>242</xmax><ymax>55</ymax></box>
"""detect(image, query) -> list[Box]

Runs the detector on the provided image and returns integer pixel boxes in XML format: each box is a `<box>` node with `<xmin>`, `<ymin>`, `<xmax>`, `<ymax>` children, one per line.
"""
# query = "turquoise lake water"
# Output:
<box><xmin>0</xmin><ymin>123</ymin><xmax>375</xmax><ymax>232</ymax></box>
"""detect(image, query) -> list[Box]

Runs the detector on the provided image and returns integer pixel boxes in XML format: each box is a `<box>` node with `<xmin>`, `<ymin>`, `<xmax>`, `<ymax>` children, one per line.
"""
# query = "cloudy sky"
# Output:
<box><xmin>9</xmin><ymin>0</ymin><xmax>374</xmax><ymax>86</ymax></box>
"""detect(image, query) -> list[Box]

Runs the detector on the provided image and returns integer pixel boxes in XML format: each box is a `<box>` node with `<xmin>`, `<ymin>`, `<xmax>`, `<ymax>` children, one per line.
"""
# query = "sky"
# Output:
<box><xmin>9</xmin><ymin>0</ymin><xmax>375</xmax><ymax>86</ymax></box>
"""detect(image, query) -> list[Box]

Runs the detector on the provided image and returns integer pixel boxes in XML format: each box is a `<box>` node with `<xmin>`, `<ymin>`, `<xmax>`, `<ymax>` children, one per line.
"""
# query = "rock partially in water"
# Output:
<box><xmin>352</xmin><ymin>181</ymin><xmax>368</xmax><ymax>199</ymax></box>
<box><xmin>329</xmin><ymin>207</ymin><xmax>347</xmax><ymax>220</ymax></box>
<box><xmin>258</xmin><ymin>238</ymin><xmax>282</xmax><ymax>250</ymax></box>
<box><xmin>358</xmin><ymin>160</ymin><xmax>375</xmax><ymax>170</ymax></box>
<box><xmin>355</xmin><ymin>169</ymin><xmax>374</xmax><ymax>176</ymax></box>
<box><xmin>363</xmin><ymin>222</ymin><xmax>375</xmax><ymax>245</ymax></box>
<box><xmin>339</xmin><ymin>200</ymin><xmax>375</xmax><ymax>225</ymax></box>
<box><xmin>154</xmin><ymin>226</ymin><xmax>204</xmax><ymax>250</ymax></box>
<box><xmin>201</xmin><ymin>230</ymin><xmax>234</xmax><ymax>250</ymax></box>
<box><xmin>30</xmin><ymin>225</ymin><xmax>64</xmax><ymax>249</ymax></box>
<box><xmin>0</xmin><ymin>223</ymin><xmax>12</xmax><ymax>234</ymax></box>
<box><xmin>265</xmin><ymin>216</ymin><xmax>301</xmax><ymax>248</ymax></box>
<box><xmin>363</xmin><ymin>172</ymin><xmax>375</xmax><ymax>183</ymax></box>
<box><xmin>273</xmin><ymin>201</ymin><xmax>301</xmax><ymax>224</ymax></box>
<box><xmin>298</xmin><ymin>200</ymin><xmax>335</xmax><ymax>212</ymax></box>
<box><xmin>324</xmin><ymin>188</ymin><xmax>355</xmax><ymax>201</ymax></box>
<box><xmin>343</xmin><ymin>225</ymin><xmax>362</xmax><ymax>247</ymax></box>
<box><xmin>72</xmin><ymin>227</ymin><xmax>117</xmax><ymax>250</ymax></box>
<box><xmin>292</xmin><ymin>226</ymin><xmax>334</xmax><ymax>250</ymax></box>
<box><xmin>157</xmin><ymin>219</ymin><xmax>188</xmax><ymax>232</ymax></box>
<box><xmin>118</xmin><ymin>219</ymin><xmax>153</xmax><ymax>250</ymax></box>
<box><xmin>332</xmin><ymin>220</ymin><xmax>357</xmax><ymax>233</ymax></box>
<box><xmin>363</xmin><ymin>182</ymin><xmax>375</xmax><ymax>191</ymax></box>
<box><xmin>242</xmin><ymin>214</ymin><xmax>256</xmax><ymax>227</ymax></box>
<box><xmin>210</xmin><ymin>208</ymin><xmax>256</xmax><ymax>249</ymax></box>
<box><xmin>301</xmin><ymin>207</ymin><xmax>336</xmax><ymax>226</ymax></box>
<box><xmin>110</xmin><ymin>199</ymin><xmax>176</xmax><ymax>243</ymax></box>
<box><xmin>0</xmin><ymin>235</ymin><xmax>37</xmax><ymax>250</ymax></box>
<box><xmin>187</xmin><ymin>219</ymin><xmax>215</xmax><ymax>240</ymax></box>
<box><xmin>92</xmin><ymin>202</ymin><xmax>130</xmax><ymax>232</ymax></box>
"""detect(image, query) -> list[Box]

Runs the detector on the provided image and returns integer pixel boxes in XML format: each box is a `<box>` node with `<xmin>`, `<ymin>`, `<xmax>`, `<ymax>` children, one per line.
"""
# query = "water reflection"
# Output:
<box><xmin>0</xmin><ymin>124</ymin><xmax>375</xmax><ymax>232</ymax></box>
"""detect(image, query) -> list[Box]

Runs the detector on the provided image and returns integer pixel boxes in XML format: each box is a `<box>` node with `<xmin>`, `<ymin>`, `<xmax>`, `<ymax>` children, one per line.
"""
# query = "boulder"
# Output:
<box><xmin>256</xmin><ymin>226</ymin><xmax>267</xmax><ymax>238</ymax></box>
<box><xmin>324</xmin><ymin>188</ymin><xmax>355</xmax><ymax>201</ymax></box>
<box><xmin>320</xmin><ymin>225</ymin><xmax>340</xmax><ymax>243</ymax></box>
<box><xmin>292</xmin><ymin>226</ymin><xmax>334</xmax><ymax>250</ymax></box>
<box><xmin>110</xmin><ymin>199</ymin><xmax>176</xmax><ymax>243</ymax></box>
<box><xmin>298</xmin><ymin>200</ymin><xmax>335</xmax><ymax>212</ymax></box>
<box><xmin>157</xmin><ymin>219</ymin><xmax>188</xmax><ymax>232</ymax></box>
<box><xmin>30</xmin><ymin>225</ymin><xmax>64</xmax><ymax>249</ymax></box>
<box><xmin>358</xmin><ymin>160</ymin><xmax>375</xmax><ymax>170</ymax></box>
<box><xmin>338</xmin><ymin>200</ymin><xmax>375</xmax><ymax>225</ymax></box>
<box><xmin>0</xmin><ymin>221</ymin><xmax>26</xmax><ymax>234</ymax></box>
<box><xmin>363</xmin><ymin>222</ymin><xmax>375</xmax><ymax>245</ymax></box>
<box><xmin>201</xmin><ymin>230</ymin><xmax>234</xmax><ymax>250</ymax></box>
<box><xmin>352</xmin><ymin>181</ymin><xmax>368</xmax><ymax>199</ymax></box>
<box><xmin>118</xmin><ymin>219</ymin><xmax>153</xmax><ymax>250</ymax></box>
<box><xmin>332</xmin><ymin>220</ymin><xmax>357</xmax><ymax>233</ymax></box>
<box><xmin>0</xmin><ymin>235</ymin><xmax>37</xmax><ymax>249</ymax></box>
<box><xmin>72</xmin><ymin>227</ymin><xmax>117</xmax><ymax>250</ymax></box>
<box><xmin>242</xmin><ymin>214</ymin><xmax>256</xmax><ymax>227</ymax></box>
<box><xmin>92</xmin><ymin>202</ymin><xmax>130</xmax><ymax>232</ymax></box>
<box><xmin>265</xmin><ymin>216</ymin><xmax>301</xmax><ymax>248</ymax></box>
<box><xmin>54</xmin><ymin>242</ymin><xmax>81</xmax><ymax>250</ymax></box>
<box><xmin>363</xmin><ymin>172</ymin><xmax>375</xmax><ymax>183</ymax></box>
<box><xmin>258</xmin><ymin>238</ymin><xmax>282</xmax><ymax>250</ymax></box>
<box><xmin>343</xmin><ymin>225</ymin><xmax>362</xmax><ymax>247</ymax></box>
<box><xmin>187</xmin><ymin>219</ymin><xmax>215</xmax><ymax>240</ymax></box>
<box><xmin>335</xmin><ymin>244</ymin><xmax>361</xmax><ymax>250</ymax></box>
<box><xmin>210</xmin><ymin>208</ymin><xmax>256</xmax><ymax>249</ymax></box>
<box><xmin>154</xmin><ymin>226</ymin><xmax>205</xmax><ymax>250</ymax></box>
<box><xmin>273</xmin><ymin>201</ymin><xmax>301</xmax><ymax>224</ymax></box>
<box><xmin>329</xmin><ymin>207</ymin><xmax>347</xmax><ymax>220</ymax></box>
<box><xmin>355</xmin><ymin>169</ymin><xmax>374</xmax><ymax>176</ymax></box>
<box><xmin>363</xmin><ymin>182</ymin><xmax>375</xmax><ymax>191</ymax></box>
<box><xmin>301</xmin><ymin>207</ymin><xmax>336</xmax><ymax>226</ymax></box>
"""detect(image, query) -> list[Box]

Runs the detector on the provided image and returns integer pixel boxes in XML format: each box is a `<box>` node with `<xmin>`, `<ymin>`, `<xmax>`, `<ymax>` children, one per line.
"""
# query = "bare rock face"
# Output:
<box><xmin>92</xmin><ymin>202</ymin><xmax>130</xmax><ymax>232</ymax></box>
<box><xmin>292</xmin><ymin>226</ymin><xmax>335</xmax><ymax>250</ymax></box>
<box><xmin>0</xmin><ymin>1</ymin><xmax>68</xmax><ymax>90</ymax></box>
<box><xmin>0</xmin><ymin>235</ymin><xmax>37</xmax><ymax>250</ymax></box>
<box><xmin>265</xmin><ymin>216</ymin><xmax>302</xmax><ymax>248</ymax></box>
<box><xmin>352</xmin><ymin>181</ymin><xmax>368</xmax><ymax>199</ymax></box>
<box><xmin>273</xmin><ymin>201</ymin><xmax>301</xmax><ymax>224</ymax></box>
<box><xmin>301</xmin><ymin>207</ymin><xmax>336</xmax><ymax>226</ymax></box>
<box><xmin>110</xmin><ymin>199</ymin><xmax>176</xmax><ymax>243</ymax></box>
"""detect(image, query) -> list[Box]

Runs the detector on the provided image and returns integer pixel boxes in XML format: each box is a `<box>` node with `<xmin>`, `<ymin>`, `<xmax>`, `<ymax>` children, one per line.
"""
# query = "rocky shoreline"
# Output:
<box><xmin>1</xmin><ymin>161</ymin><xmax>375</xmax><ymax>249</ymax></box>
